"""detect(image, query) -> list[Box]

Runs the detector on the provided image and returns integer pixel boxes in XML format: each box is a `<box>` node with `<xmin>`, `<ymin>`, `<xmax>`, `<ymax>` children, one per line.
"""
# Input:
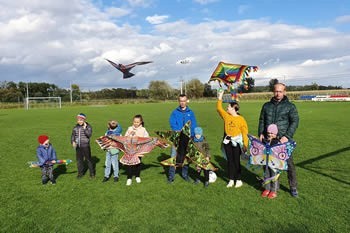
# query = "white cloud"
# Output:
<box><xmin>335</xmin><ymin>15</ymin><xmax>350</xmax><ymax>23</ymax></box>
<box><xmin>105</xmin><ymin>7</ymin><xmax>131</xmax><ymax>18</ymax></box>
<box><xmin>194</xmin><ymin>0</ymin><xmax>219</xmax><ymax>5</ymax></box>
<box><xmin>146</xmin><ymin>14</ymin><xmax>169</xmax><ymax>24</ymax></box>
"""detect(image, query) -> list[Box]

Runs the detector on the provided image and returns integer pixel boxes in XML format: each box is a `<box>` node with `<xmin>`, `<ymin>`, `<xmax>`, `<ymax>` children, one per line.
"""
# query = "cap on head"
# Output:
<box><xmin>38</xmin><ymin>135</ymin><xmax>49</xmax><ymax>144</ymax></box>
<box><xmin>77</xmin><ymin>113</ymin><xmax>86</xmax><ymax>120</ymax></box>
<box><xmin>194</xmin><ymin>127</ymin><xmax>203</xmax><ymax>136</ymax></box>
<box><xmin>267</xmin><ymin>124</ymin><xmax>278</xmax><ymax>135</ymax></box>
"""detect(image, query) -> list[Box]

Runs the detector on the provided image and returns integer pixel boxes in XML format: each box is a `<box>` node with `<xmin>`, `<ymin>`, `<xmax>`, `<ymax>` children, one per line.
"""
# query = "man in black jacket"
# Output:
<box><xmin>258</xmin><ymin>83</ymin><xmax>299</xmax><ymax>197</ymax></box>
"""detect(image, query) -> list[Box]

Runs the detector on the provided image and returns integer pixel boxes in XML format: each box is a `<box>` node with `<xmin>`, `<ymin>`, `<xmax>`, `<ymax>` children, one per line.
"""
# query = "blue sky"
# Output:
<box><xmin>1</xmin><ymin>0</ymin><xmax>350</xmax><ymax>90</ymax></box>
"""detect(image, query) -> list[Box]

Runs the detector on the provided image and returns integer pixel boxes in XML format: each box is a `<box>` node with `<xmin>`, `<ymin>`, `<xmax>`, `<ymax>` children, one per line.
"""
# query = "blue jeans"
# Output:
<box><xmin>104</xmin><ymin>149</ymin><xmax>119</xmax><ymax>178</ymax></box>
<box><xmin>168</xmin><ymin>146</ymin><xmax>189</xmax><ymax>180</ymax></box>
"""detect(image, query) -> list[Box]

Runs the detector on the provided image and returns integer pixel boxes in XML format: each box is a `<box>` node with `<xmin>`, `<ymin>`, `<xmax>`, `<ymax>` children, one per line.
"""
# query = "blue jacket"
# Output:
<box><xmin>36</xmin><ymin>144</ymin><xmax>57</xmax><ymax>167</ymax></box>
<box><xmin>105</xmin><ymin>124</ymin><xmax>122</xmax><ymax>136</ymax></box>
<box><xmin>169</xmin><ymin>106</ymin><xmax>197</xmax><ymax>137</ymax></box>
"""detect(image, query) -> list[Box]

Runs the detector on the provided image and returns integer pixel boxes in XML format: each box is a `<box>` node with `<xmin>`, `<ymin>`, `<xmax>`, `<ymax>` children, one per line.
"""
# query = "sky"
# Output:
<box><xmin>1</xmin><ymin>0</ymin><xmax>350</xmax><ymax>91</ymax></box>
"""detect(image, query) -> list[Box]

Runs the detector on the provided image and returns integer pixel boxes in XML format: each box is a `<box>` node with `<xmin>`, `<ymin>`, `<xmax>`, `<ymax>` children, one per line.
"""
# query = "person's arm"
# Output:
<box><xmin>241</xmin><ymin>117</ymin><xmax>249</xmax><ymax>151</ymax></box>
<box><xmin>281</xmin><ymin>104</ymin><xmax>299</xmax><ymax>143</ymax></box>
<box><xmin>36</xmin><ymin>148</ymin><xmax>46</xmax><ymax>166</ymax></box>
<box><xmin>143</xmin><ymin>128</ymin><xmax>150</xmax><ymax>137</ymax></box>
<box><xmin>169</xmin><ymin>110</ymin><xmax>180</xmax><ymax>131</ymax></box>
<box><xmin>216</xmin><ymin>90</ymin><xmax>226</xmax><ymax>118</ymax></box>
<box><xmin>84</xmin><ymin>123</ymin><xmax>92</xmax><ymax>138</ymax></box>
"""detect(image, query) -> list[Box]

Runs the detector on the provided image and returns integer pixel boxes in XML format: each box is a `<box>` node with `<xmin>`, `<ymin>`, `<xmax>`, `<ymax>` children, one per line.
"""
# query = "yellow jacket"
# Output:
<box><xmin>216</xmin><ymin>100</ymin><xmax>249</xmax><ymax>148</ymax></box>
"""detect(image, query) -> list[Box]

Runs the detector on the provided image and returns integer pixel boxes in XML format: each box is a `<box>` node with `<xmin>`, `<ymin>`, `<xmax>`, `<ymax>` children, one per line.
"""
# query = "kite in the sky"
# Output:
<box><xmin>248</xmin><ymin>134</ymin><xmax>296</xmax><ymax>184</ymax></box>
<box><xmin>155</xmin><ymin>121</ymin><xmax>218</xmax><ymax>171</ymax></box>
<box><xmin>105</xmin><ymin>59</ymin><xmax>153</xmax><ymax>79</ymax></box>
<box><xmin>96</xmin><ymin>135</ymin><xmax>168</xmax><ymax>165</ymax></box>
<box><xmin>208</xmin><ymin>61</ymin><xmax>258</xmax><ymax>101</ymax></box>
<box><xmin>28</xmin><ymin>159</ymin><xmax>73</xmax><ymax>168</ymax></box>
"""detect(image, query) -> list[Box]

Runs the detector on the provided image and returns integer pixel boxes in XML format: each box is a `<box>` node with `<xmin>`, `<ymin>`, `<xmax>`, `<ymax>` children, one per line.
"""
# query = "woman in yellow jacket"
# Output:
<box><xmin>217</xmin><ymin>89</ymin><xmax>248</xmax><ymax>188</ymax></box>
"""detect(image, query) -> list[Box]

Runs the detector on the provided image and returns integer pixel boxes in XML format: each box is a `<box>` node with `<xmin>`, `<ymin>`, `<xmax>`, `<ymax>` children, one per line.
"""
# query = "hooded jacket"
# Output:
<box><xmin>169</xmin><ymin>106</ymin><xmax>197</xmax><ymax>137</ymax></box>
<box><xmin>258</xmin><ymin>96</ymin><xmax>299</xmax><ymax>140</ymax></box>
<box><xmin>36</xmin><ymin>144</ymin><xmax>57</xmax><ymax>167</ymax></box>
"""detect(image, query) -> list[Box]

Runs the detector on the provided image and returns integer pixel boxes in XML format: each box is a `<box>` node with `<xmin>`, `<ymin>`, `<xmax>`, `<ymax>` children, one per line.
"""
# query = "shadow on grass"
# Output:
<box><xmin>53</xmin><ymin>164</ymin><xmax>76</xmax><ymax>179</ymax></box>
<box><xmin>296</xmin><ymin>146</ymin><xmax>350</xmax><ymax>185</ymax></box>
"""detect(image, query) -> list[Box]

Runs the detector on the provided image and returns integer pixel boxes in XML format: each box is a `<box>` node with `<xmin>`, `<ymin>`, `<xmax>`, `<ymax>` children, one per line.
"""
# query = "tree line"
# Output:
<box><xmin>0</xmin><ymin>79</ymin><xmax>344</xmax><ymax>103</ymax></box>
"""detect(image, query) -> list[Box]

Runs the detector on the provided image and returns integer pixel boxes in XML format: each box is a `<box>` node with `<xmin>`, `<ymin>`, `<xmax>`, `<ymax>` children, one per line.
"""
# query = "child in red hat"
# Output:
<box><xmin>36</xmin><ymin>135</ymin><xmax>57</xmax><ymax>184</ymax></box>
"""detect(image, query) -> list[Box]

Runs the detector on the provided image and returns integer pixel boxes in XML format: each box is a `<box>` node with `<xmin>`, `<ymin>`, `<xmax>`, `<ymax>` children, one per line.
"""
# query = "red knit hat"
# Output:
<box><xmin>38</xmin><ymin>135</ymin><xmax>49</xmax><ymax>144</ymax></box>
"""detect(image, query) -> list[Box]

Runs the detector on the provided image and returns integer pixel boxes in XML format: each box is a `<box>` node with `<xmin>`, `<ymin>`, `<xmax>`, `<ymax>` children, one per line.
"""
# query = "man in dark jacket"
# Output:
<box><xmin>258</xmin><ymin>83</ymin><xmax>299</xmax><ymax>197</ymax></box>
<box><xmin>71</xmin><ymin>113</ymin><xmax>95</xmax><ymax>179</ymax></box>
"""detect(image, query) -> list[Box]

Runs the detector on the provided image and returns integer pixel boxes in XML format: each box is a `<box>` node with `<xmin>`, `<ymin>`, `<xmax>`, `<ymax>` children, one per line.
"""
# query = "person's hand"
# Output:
<box><xmin>243</xmin><ymin>146</ymin><xmax>247</xmax><ymax>153</ymax></box>
<box><xmin>51</xmin><ymin>160</ymin><xmax>56</xmax><ymax>164</ymax></box>
<box><xmin>83</xmin><ymin>122</ymin><xmax>87</xmax><ymax>129</ymax></box>
<box><xmin>280</xmin><ymin>136</ymin><xmax>289</xmax><ymax>143</ymax></box>
<box><xmin>217</xmin><ymin>88</ymin><xmax>224</xmax><ymax>100</ymax></box>
<box><xmin>259</xmin><ymin>134</ymin><xmax>265</xmax><ymax>142</ymax></box>
<box><xmin>206</xmin><ymin>156</ymin><xmax>210</xmax><ymax>161</ymax></box>
<box><xmin>72</xmin><ymin>142</ymin><xmax>77</xmax><ymax>148</ymax></box>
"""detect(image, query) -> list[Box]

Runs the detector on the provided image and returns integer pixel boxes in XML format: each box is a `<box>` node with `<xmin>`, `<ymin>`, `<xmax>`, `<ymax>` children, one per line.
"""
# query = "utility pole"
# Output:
<box><xmin>70</xmin><ymin>81</ymin><xmax>73</xmax><ymax>104</ymax></box>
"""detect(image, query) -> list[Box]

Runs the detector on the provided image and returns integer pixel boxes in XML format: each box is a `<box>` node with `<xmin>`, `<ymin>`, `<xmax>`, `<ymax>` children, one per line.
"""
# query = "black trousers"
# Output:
<box><xmin>287</xmin><ymin>156</ymin><xmax>297</xmax><ymax>189</ymax></box>
<box><xmin>126</xmin><ymin>163</ymin><xmax>141</xmax><ymax>179</ymax></box>
<box><xmin>76</xmin><ymin>146</ymin><xmax>95</xmax><ymax>176</ymax></box>
<box><xmin>223</xmin><ymin>143</ymin><xmax>242</xmax><ymax>180</ymax></box>
<box><xmin>197</xmin><ymin>169</ymin><xmax>209</xmax><ymax>182</ymax></box>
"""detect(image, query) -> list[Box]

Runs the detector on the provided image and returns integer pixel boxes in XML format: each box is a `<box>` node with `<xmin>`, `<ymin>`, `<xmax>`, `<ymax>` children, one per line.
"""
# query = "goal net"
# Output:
<box><xmin>25</xmin><ymin>97</ymin><xmax>62</xmax><ymax>109</ymax></box>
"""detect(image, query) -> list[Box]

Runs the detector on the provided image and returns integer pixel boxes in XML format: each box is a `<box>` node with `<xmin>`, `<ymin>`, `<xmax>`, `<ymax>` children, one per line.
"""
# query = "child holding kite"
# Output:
<box><xmin>261</xmin><ymin>124</ymin><xmax>281</xmax><ymax>199</ymax></box>
<box><xmin>36</xmin><ymin>135</ymin><xmax>57</xmax><ymax>185</ymax></box>
<box><xmin>102</xmin><ymin>120</ymin><xmax>122</xmax><ymax>183</ymax></box>
<box><xmin>217</xmin><ymin>89</ymin><xmax>248</xmax><ymax>188</ymax></box>
<box><xmin>193</xmin><ymin>127</ymin><xmax>211</xmax><ymax>187</ymax></box>
<box><xmin>124</xmin><ymin>114</ymin><xmax>149</xmax><ymax>186</ymax></box>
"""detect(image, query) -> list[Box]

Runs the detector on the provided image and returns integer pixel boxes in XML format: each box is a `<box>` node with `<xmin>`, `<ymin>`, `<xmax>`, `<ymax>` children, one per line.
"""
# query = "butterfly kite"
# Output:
<box><xmin>96</xmin><ymin>135</ymin><xmax>168</xmax><ymax>165</ymax></box>
<box><xmin>208</xmin><ymin>61</ymin><xmax>258</xmax><ymax>101</ymax></box>
<box><xmin>155</xmin><ymin>121</ymin><xmax>217</xmax><ymax>171</ymax></box>
<box><xmin>248</xmin><ymin>134</ymin><xmax>296</xmax><ymax>184</ymax></box>
<box><xmin>105</xmin><ymin>59</ymin><xmax>153</xmax><ymax>79</ymax></box>
<box><xmin>28</xmin><ymin>159</ymin><xmax>73</xmax><ymax>168</ymax></box>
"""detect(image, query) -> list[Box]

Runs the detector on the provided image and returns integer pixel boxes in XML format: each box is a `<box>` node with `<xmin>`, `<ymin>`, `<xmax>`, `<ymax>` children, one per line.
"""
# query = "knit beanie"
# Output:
<box><xmin>267</xmin><ymin>124</ymin><xmax>278</xmax><ymax>135</ymax></box>
<box><xmin>194</xmin><ymin>127</ymin><xmax>203</xmax><ymax>136</ymax></box>
<box><xmin>77</xmin><ymin>113</ymin><xmax>86</xmax><ymax>120</ymax></box>
<box><xmin>38</xmin><ymin>135</ymin><xmax>49</xmax><ymax>144</ymax></box>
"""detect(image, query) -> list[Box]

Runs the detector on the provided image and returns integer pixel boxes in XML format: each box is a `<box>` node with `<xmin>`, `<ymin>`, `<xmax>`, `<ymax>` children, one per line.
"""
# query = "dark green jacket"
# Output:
<box><xmin>258</xmin><ymin>96</ymin><xmax>299</xmax><ymax>140</ymax></box>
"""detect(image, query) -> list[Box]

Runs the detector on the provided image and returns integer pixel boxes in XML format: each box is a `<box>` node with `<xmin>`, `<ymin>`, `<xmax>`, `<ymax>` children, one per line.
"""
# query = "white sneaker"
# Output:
<box><xmin>126</xmin><ymin>179</ymin><xmax>132</xmax><ymax>186</ymax></box>
<box><xmin>235</xmin><ymin>180</ymin><xmax>243</xmax><ymax>188</ymax></box>
<box><xmin>135</xmin><ymin>177</ymin><xmax>141</xmax><ymax>183</ymax></box>
<box><xmin>226</xmin><ymin>180</ymin><xmax>234</xmax><ymax>188</ymax></box>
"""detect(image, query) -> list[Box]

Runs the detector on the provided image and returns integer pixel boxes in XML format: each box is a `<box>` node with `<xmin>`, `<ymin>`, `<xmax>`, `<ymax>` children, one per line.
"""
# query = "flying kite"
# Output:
<box><xmin>248</xmin><ymin>135</ymin><xmax>296</xmax><ymax>184</ymax></box>
<box><xmin>208</xmin><ymin>61</ymin><xmax>258</xmax><ymax>101</ymax></box>
<box><xmin>96</xmin><ymin>135</ymin><xmax>168</xmax><ymax>165</ymax></box>
<box><xmin>105</xmin><ymin>59</ymin><xmax>153</xmax><ymax>79</ymax></box>
<box><xmin>155</xmin><ymin>121</ymin><xmax>218</xmax><ymax>171</ymax></box>
<box><xmin>28</xmin><ymin>159</ymin><xmax>73</xmax><ymax>168</ymax></box>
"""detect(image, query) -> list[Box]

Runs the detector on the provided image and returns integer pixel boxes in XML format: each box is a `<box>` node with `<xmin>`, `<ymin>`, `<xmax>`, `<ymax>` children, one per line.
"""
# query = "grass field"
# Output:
<box><xmin>0</xmin><ymin>100</ymin><xmax>349</xmax><ymax>233</ymax></box>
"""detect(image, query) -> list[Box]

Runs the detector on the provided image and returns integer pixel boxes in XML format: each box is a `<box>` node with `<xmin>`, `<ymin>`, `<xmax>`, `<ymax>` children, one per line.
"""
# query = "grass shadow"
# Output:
<box><xmin>53</xmin><ymin>164</ymin><xmax>76</xmax><ymax>179</ymax></box>
<box><xmin>296</xmin><ymin>146</ymin><xmax>350</xmax><ymax>185</ymax></box>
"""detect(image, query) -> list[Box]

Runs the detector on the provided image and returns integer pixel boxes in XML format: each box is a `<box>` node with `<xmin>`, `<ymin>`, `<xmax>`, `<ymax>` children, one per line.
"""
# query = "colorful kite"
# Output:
<box><xmin>105</xmin><ymin>59</ymin><xmax>153</xmax><ymax>79</ymax></box>
<box><xmin>209</xmin><ymin>61</ymin><xmax>258</xmax><ymax>101</ymax></box>
<box><xmin>28</xmin><ymin>159</ymin><xmax>73</xmax><ymax>168</ymax></box>
<box><xmin>155</xmin><ymin>121</ymin><xmax>218</xmax><ymax>171</ymax></box>
<box><xmin>248</xmin><ymin>135</ymin><xmax>296</xmax><ymax>184</ymax></box>
<box><xmin>96</xmin><ymin>135</ymin><xmax>168</xmax><ymax>165</ymax></box>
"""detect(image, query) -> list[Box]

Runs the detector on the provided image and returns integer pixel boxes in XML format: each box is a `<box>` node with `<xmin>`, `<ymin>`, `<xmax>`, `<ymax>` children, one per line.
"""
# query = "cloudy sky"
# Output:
<box><xmin>1</xmin><ymin>0</ymin><xmax>350</xmax><ymax>90</ymax></box>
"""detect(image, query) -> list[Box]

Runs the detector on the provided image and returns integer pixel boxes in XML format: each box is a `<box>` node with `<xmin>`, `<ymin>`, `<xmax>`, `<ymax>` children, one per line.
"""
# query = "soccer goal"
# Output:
<box><xmin>25</xmin><ymin>97</ymin><xmax>62</xmax><ymax>110</ymax></box>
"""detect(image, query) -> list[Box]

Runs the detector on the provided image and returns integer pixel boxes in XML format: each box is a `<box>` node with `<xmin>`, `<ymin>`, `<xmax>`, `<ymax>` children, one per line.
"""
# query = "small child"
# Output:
<box><xmin>36</xmin><ymin>135</ymin><xmax>57</xmax><ymax>185</ymax></box>
<box><xmin>193</xmin><ymin>127</ymin><xmax>211</xmax><ymax>188</ymax></box>
<box><xmin>261</xmin><ymin>124</ymin><xmax>280</xmax><ymax>199</ymax></box>
<box><xmin>124</xmin><ymin>114</ymin><xmax>149</xmax><ymax>186</ymax></box>
<box><xmin>71</xmin><ymin>113</ymin><xmax>95</xmax><ymax>179</ymax></box>
<box><xmin>102</xmin><ymin>120</ymin><xmax>122</xmax><ymax>183</ymax></box>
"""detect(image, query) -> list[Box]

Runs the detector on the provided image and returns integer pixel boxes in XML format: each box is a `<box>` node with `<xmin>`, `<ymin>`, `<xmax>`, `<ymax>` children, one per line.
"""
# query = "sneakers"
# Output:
<box><xmin>193</xmin><ymin>179</ymin><xmax>201</xmax><ymax>185</ymax></box>
<box><xmin>183</xmin><ymin>176</ymin><xmax>191</xmax><ymax>182</ymax></box>
<box><xmin>167</xmin><ymin>179</ymin><xmax>174</xmax><ymax>184</ymax></box>
<box><xmin>50</xmin><ymin>179</ymin><xmax>56</xmax><ymax>185</ymax></box>
<box><xmin>235</xmin><ymin>180</ymin><xmax>243</xmax><ymax>188</ymax></box>
<box><xmin>135</xmin><ymin>177</ymin><xmax>141</xmax><ymax>183</ymax></box>
<box><xmin>204</xmin><ymin>181</ymin><xmax>209</xmax><ymax>188</ymax></box>
<box><xmin>102</xmin><ymin>177</ymin><xmax>109</xmax><ymax>182</ymax></box>
<box><xmin>42</xmin><ymin>179</ymin><xmax>49</xmax><ymax>185</ymax></box>
<box><xmin>114</xmin><ymin>177</ymin><xmax>119</xmax><ymax>182</ymax></box>
<box><xmin>226</xmin><ymin>180</ymin><xmax>234</xmax><ymax>188</ymax></box>
<box><xmin>126</xmin><ymin>179</ymin><xmax>132</xmax><ymax>186</ymax></box>
<box><xmin>261</xmin><ymin>189</ymin><xmax>270</xmax><ymax>197</ymax></box>
<box><xmin>77</xmin><ymin>175</ymin><xmax>83</xmax><ymax>179</ymax></box>
<box><xmin>291</xmin><ymin>188</ymin><xmax>298</xmax><ymax>197</ymax></box>
<box><xmin>268</xmin><ymin>191</ymin><xmax>277</xmax><ymax>199</ymax></box>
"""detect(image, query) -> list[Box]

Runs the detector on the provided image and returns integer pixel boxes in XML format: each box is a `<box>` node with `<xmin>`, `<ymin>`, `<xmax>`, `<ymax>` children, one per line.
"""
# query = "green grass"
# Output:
<box><xmin>0</xmin><ymin>101</ymin><xmax>349</xmax><ymax>232</ymax></box>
